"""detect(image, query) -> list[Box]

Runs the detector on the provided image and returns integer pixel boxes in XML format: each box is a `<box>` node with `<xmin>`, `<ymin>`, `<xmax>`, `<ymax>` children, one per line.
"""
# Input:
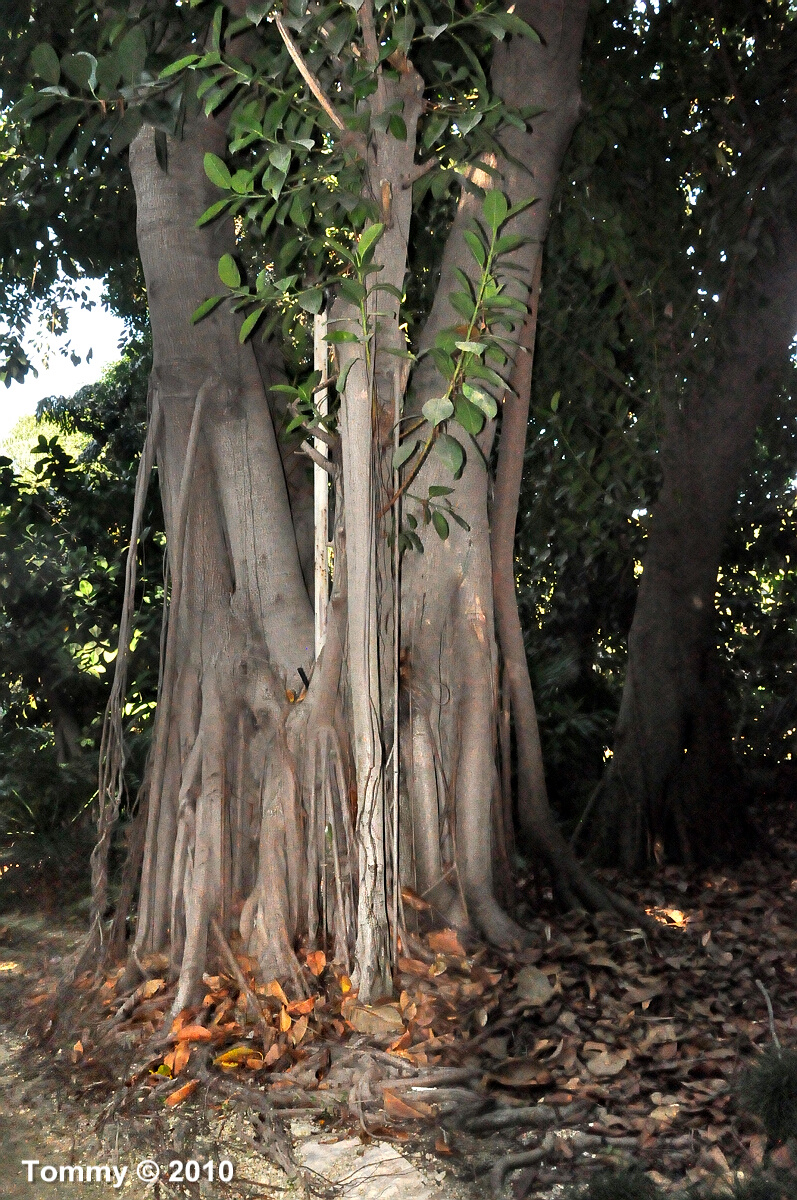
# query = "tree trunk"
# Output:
<box><xmin>109</xmin><ymin>0</ymin><xmax>601</xmax><ymax>1005</ymax></box>
<box><xmin>596</xmin><ymin>217</ymin><xmax>797</xmax><ymax>868</ymax></box>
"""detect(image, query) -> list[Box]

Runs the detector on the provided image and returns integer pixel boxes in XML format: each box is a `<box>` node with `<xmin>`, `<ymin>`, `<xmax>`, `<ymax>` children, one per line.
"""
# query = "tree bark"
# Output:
<box><xmin>596</xmin><ymin>216</ymin><xmax>797</xmax><ymax>868</ymax></box>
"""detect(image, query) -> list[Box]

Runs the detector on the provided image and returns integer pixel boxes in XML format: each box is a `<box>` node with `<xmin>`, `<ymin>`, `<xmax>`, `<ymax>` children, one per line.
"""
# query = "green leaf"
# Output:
<box><xmin>298</xmin><ymin>288</ymin><xmax>324</xmax><ymax>314</ymax></box>
<box><xmin>454</xmin><ymin>395</ymin><xmax>485</xmax><ymax>436</ymax></box>
<box><xmin>246</xmin><ymin>0</ymin><xmax>273</xmax><ymax>24</ymax></box>
<box><xmin>462</xmin><ymin>382</ymin><xmax>497</xmax><ymax>420</ymax></box>
<box><xmin>116</xmin><ymin>25</ymin><xmax>147</xmax><ymax>84</ymax></box>
<box><xmin>204</xmin><ymin>152</ymin><xmax>232</xmax><ymax>189</ymax></box>
<box><xmin>191</xmin><ymin>294</ymin><xmax>224</xmax><ymax>323</ymax></box>
<box><xmin>435</xmin><ymin>433</ymin><xmax>464</xmax><ymax>477</ymax></box>
<box><xmin>550</xmin><ymin>390</ymin><xmax>560</xmax><ymax>413</ymax></box>
<box><xmin>327</xmin><ymin>330</ymin><xmax>360</xmax><ymax>343</ymax></box>
<box><xmin>490</xmin><ymin>9</ymin><xmax>540</xmax><ymax>40</ymax></box>
<box><xmin>159</xmin><ymin>54</ymin><xmax>201</xmax><ymax>79</ymax></box>
<box><xmin>495</xmin><ymin>233</ymin><xmax>529</xmax><ymax>254</ymax></box>
<box><xmin>455</xmin><ymin>340</ymin><xmax>485</xmax><ymax>355</ymax></box>
<box><xmin>239</xmin><ymin>307</ymin><xmax>265</xmax><ymax>342</ymax></box>
<box><xmin>269</xmin><ymin>144</ymin><xmax>291</xmax><ymax>173</ymax></box>
<box><xmin>30</xmin><ymin>44</ymin><xmax>60</xmax><ymax>85</ymax></box>
<box><xmin>389</xmin><ymin>114</ymin><xmax>408</xmax><ymax>141</ymax></box>
<box><xmin>423</xmin><ymin>23</ymin><xmax>447</xmax><ymax>39</ymax></box>
<box><xmin>422</xmin><ymin>396</ymin><xmax>454</xmax><ymax>426</ymax></box>
<box><xmin>428</xmin><ymin>485</ymin><xmax>454</xmax><ymax>497</ymax></box>
<box><xmin>340</xmin><ymin>279</ymin><xmax>367</xmax><ymax>306</ymax></box>
<box><xmin>393</xmin><ymin>14</ymin><xmax>415</xmax><ymax>50</ymax></box>
<box><xmin>61</xmin><ymin>52</ymin><xmax>97</xmax><ymax>91</ymax></box>
<box><xmin>196</xmin><ymin>198</ymin><xmax>232</xmax><ymax>227</ymax></box>
<box><xmin>218</xmin><ymin>254</ymin><xmax>241</xmax><ymax>287</ymax></box>
<box><xmin>393</xmin><ymin>438</ymin><xmax>418</xmax><ymax>469</ymax></box>
<box><xmin>432</xmin><ymin>510</ymin><xmax>449</xmax><ymax>540</ymax></box>
<box><xmin>483</xmin><ymin>189</ymin><xmax>508</xmax><ymax>233</ymax></box>
<box><xmin>464</xmin><ymin>230</ymin><xmax>485</xmax><ymax>267</ymax></box>
<box><xmin>356</xmin><ymin>222</ymin><xmax>384</xmax><ymax>262</ymax></box>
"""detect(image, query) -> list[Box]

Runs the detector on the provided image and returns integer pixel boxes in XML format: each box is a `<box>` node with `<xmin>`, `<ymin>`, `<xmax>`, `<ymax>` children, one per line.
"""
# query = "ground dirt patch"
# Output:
<box><xmin>1</xmin><ymin>801</ymin><xmax>796</xmax><ymax>1198</ymax></box>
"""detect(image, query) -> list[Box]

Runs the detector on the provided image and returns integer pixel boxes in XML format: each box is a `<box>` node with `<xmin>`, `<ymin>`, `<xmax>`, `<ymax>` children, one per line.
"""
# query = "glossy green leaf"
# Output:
<box><xmin>218</xmin><ymin>254</ymin><xmax>241</xmax><ymax>288</ymax></box>
<box><xmin>191</xmin><ymin>295</ymin><xmax>224</xmax><ymax>323</ymax></box>
<box><xmin>462</xmin><ymin>382</ymin><xmax>498</xmax><ymax>420</ymax></box>
<box><xmin>204</xmin><ymin>153</ymin><xmax>232</xmax><ymax>190</ymax></box>
<box><xmin>422</xmin><ymin>396</ymin><xmax>454</xmax><ymax>426</ymax></box>
<box><xmin>30</xmin><ymin>44</ymin><xmax>60</xmax><ymax>85</ymax></box>
<box><xmin>432</xmin><ymin>510</ymin><xmax>450</xmax><ymax>540</ymax></box>
<box><xmin>393</xmin><ymin>438</ymin><xmax>418</xmax><ymax>469</ymax></box>
<box><xmin>483</xmin><ymin>189</ymin><xmax>508</xmax><ymax>233</ymax></box>
<box><xmin>435</xmin><ymin>433</ymin><xmax>465</xmax><ymax>477</ymax></box>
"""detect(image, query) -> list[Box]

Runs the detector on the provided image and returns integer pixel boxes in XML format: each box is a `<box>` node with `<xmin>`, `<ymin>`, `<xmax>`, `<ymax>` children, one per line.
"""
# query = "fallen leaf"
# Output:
<box><xmin>306</xmin><ymin>950</ymin><xmax>326</xmax><ymax>976</ymax></box>
<box><xmin>214</xmin><ymin>1044</ymin><xmax>258</xmax><ymax>1069</ymax></box>
<box><xmin>138</xmin><ymin>978</ymin><xmax>165</xmax><ymax>1000</ymax></box>
<box><xmin>384</xmin><ymin>1089</ymin><xmax>433</xmax><ymax>1119</ymax></box>
<box><xmin>175</xmin><ymin>1024</ymin><xmax>213</xmax><ymax>1043</ymax></box>
<box><xmin>585</xmin><ymin>1050</ymin><xmax>630</xmax><ymax>1077</ymax></box>
<box><xmin>71</xmin><ymin>1040</ymin><xmax>83</xmax><ymax>1063</ymax></box>
<box><xmin>514</xmin><ymin>966</ymin><xmax>554</xmax><ymax>1007</ymax></box>
<box><xmin>487</xmin><ymin>1056</ymin><xmax>554</xmax><ymax>1088</ymax></box>
<box><xmin>435</xmin><ymin>1132</ymin><xmax>453</xmax><ymax>1155</ymax></box>
<box><xmin>264</xmin><ymin>1042</ymin><xmax>282</xmax><ymax>1066</ymax></box>
<box><xmin>650</xmin><ymin>1104</ymin><xmax>679</xmax><ymax>1121</ymax></box>
<box><xmin>427</xmin><ymin>929</ymin><xmax>466</xmax><ymax>956</ymax></box>
<box><xmin>280</xmin><ymin>1007</ymin><xmax>292</xmax><ymax>1032</ymax></box>
<box><xmin>349</xmin><ymin>1002</ymin><xmax>404</xmax><ymax>1035</ymax></box>
<box><xmin>290</xmin><ymin>1014</ymin><xmax>309</xmax><ymax>1045</ymax></box>
<box><xmin>266</xmin><ymin>979</ymin><xmax>289</xmax><ymax>1005</ymax></box>
<box><xmin>165</xmin><ymin>1079</ymin><xmax>199</xmax><ymax>1107</ymax></box>
<box><xmin>401</xmin><ymin>886</ymin><xmax>432</xmax><ymax>912</ymax></box>
<box><xmin>287</xmin><ymin>996</ymin><xmax>316</xmax><ymax>1016</ymax></box>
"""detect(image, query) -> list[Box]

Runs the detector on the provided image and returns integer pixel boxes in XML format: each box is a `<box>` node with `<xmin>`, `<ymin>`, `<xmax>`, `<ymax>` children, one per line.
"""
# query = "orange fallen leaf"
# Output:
<box><xmin>306</xmin><ymin>950</ymin><xmax>326</xmax><ymax>977</ymax></box>
<box><xmin>401</xmin><ymin>886</ymin><xmax>431</xmax><ymax>912</ymax></box>
<box><xmin>171</xmin><ymin>1041</ymin><xmax>191</xmax><ymax>1074</ymax></box>
<box><xmin>384</xmin><ymin>1089</ymin><xmax>433</xmax><ymax>1120</ymax></box>
<box><xmin>339</xmin><ymin>975</ymin><xmax>352</xmax><ymax>994</ymax></box>
<box><xmin>266</xmin><ymin>979</ymin><xmax>289</xmax><ymax>1005</ymax></box>
<box><xmin>427</xmin><ymin>929</ymin><xmax>466</xmax><ymax>956</ymax></box>
<box><xmin>279</xmin><ymin>1007</ymin><xmax>292</xmax><ymax>1032</ymax></box>
<box><xmin>138</xmin><ymin>978</ymin><xmax>165</xmax><ymax>1000</ymax></box>
<box><xmin>165</xmin><ymin>1079</ymin><xmax>199</xmax><ymax>1108</ymax></box>
<box><xmin>71</xmin><ymin>1040</ymin><xmax>83</xmax><ymax>1064</ymax></box>
<box><xmin>175</xmin><ymin>1025</ymin><xmax>213</xmax><ymax>1043</ymax></box>
<box><xmin>435</xmin><ymin>1132</ymin><xmax>453</xmax><ymax>1155</ymax></box>
<box><xmin>170</xmin><ymin>1008</ymin><xmax>197</xmax><ymax>1036</ymax></box>
<box><xmin>288</xmin><ymin>996</ymin><xmax>316</xmax><ymax>1016</ymax></box>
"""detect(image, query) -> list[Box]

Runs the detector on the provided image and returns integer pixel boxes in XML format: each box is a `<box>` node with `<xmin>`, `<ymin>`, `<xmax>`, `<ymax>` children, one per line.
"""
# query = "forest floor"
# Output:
<box><xmin>0</xmin><ymin>800</ymin><xmax>795</xmax><ymax>1200</ymax></box>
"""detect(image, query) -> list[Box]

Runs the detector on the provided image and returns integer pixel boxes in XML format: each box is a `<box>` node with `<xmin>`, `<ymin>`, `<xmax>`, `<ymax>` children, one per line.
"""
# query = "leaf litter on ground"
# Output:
<box><xmin>16</xmin><ymin>799</ymin><xmax>797</xmax><ymax>1198</ymax></box>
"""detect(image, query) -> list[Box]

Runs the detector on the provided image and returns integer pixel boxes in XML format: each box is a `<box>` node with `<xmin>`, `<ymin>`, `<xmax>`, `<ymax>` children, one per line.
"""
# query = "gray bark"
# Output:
<box><xmin>597</xmin><ymin>215</ymin><xmax>797</xmax><ymax>868</ymax></box>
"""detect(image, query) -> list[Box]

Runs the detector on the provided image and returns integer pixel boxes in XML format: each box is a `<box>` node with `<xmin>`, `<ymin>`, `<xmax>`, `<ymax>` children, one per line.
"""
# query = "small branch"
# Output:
<box><xmin>273</xmin><ymin>14</ymin><xmax>347</xmax><ymax>132</ymax></box>
<box><xmin>358</xmin><ymin>0</ymin><xmax>380</xmax><ymax>66</ymax></box>
<box><xmin>298</xmin><ymin>441</ymin><xmax>340</xmax><ymax>477</ymax></box>
<box><xmin>312</xmin><ymin>373</ymin><xmax>337</xmax><ymax>395</ymax></box>
<box><xmin>401</xmin><ymin>157</ymin><xmax>441</xmax><ymax>189</ymax></box>
<box><xmin>755</xmin><ymin>977</ymin><xmax>782</xmax><ymax>1055</ymax></box>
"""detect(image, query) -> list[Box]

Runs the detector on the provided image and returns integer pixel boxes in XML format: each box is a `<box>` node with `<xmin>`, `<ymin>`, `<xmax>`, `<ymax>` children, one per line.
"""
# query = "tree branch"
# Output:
<box><xmin>273</xmin><ymin>14</ymin><xmax>347</xmax><ymax>132</ymax></box>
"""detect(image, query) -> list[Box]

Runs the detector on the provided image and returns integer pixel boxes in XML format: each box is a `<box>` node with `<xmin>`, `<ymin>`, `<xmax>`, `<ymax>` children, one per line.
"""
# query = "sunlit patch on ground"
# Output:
<box><xmin>0</xmin><ymin>962</ymin><xmax>21</xmax><ymax>973</ymax></box>
<box><xmin>645</xmin><ymin>907</ymin><xmax>690</xmax><ymax>928</ymax></box>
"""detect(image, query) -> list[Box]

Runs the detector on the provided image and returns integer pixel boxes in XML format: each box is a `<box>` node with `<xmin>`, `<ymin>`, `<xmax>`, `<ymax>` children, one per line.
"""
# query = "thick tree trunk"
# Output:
<box><xmin>596</xmin><ymin>217</ymin><xmax>797</xmax><ymax>868</ymax></box>
<box><xmin>128</xmin><ymin>115</ymin><xmax>316</xmax><ymax>1003</ymax></box>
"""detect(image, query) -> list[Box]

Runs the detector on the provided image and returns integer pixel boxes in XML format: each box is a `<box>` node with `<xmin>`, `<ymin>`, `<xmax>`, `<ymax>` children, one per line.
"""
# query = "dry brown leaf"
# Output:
<box><xmin>349</xmin><ymin>1002</ymin><xmax>404</xmax><ymax>1035</ymax></box>
<box><xmin>165</xmin><ymin>1079</ymin><xmax>199</xmax><ymax>1108</ymax></box>
<box><xmin>487</xmin><ymin>1057</ymin><xmax>554</xmax><ymax>1088</ymax></box>
<box><xmin>435</xmin><ymin>1132</ymin><xmax>453</xmax><ymax>1155</ymax></box>
<box><xmin>401</xmin><ymin>886</ymin><xmax>432</xmax><ymax>912</ymax></box>
<box><xmin>384</xmin><ymin>1089</ymin><xmax>433</xmax><ymax>1120</ymax></box>
<box><xmin>306</xmin><ymin>950</ymin><xmax>326</xmax><ymax>977</ymax></box>
<box><xmin>514</xmin><ymin>966</ymin><xmax>555</xmax><ymax>1007</ymax></box>
<box><xmin>398</xmin><ymin>957</ymin><xmax>430</xmax><ymax>977</ymax></box>
<box><xmin>427</xmin><ymin>929</ymin><xmax>466</xmax><ymax>956</ymax></box>
<box><xmin>71</xmin><ymin>1040</ymin><xmax>83</xmax><ymax>1063</ymax></box>
<box><xmin>138</xmin><ymin>978</ymin><xmax>165</xmax><ymax>1000</ymax></box>
<box><xmin>264</xmin><ymin>1042</ymin><xmax>282</xmax><ymax>1066</ymax></box>
<box><xmin>585</xmin><ymin>1050</ymin><xmax>629</xmax><ymax>1077</ymax></box>
<box><xmin>175</xmin><ymin>1024</ymin><xmax>213</xmax><ymax>1043</ymax></box>
<box><xmin>290</xmin><ymin>1014</ymin><xmax>309</xmax><ymax>1045</ymax></box>
<box><xmin>287</xmin><ymin>995</ymin><xmax>316</xmax><ymax>1016</ymax></box>
<box><xmin>266</xmin><ymin>979</ymin><xmax>289</xmax><ymax>1005</ymax></box>
<box><xmin>279</xmin><ymin>1007</ymin><xmax>292</xmax><ymax>1032</ymax></box>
